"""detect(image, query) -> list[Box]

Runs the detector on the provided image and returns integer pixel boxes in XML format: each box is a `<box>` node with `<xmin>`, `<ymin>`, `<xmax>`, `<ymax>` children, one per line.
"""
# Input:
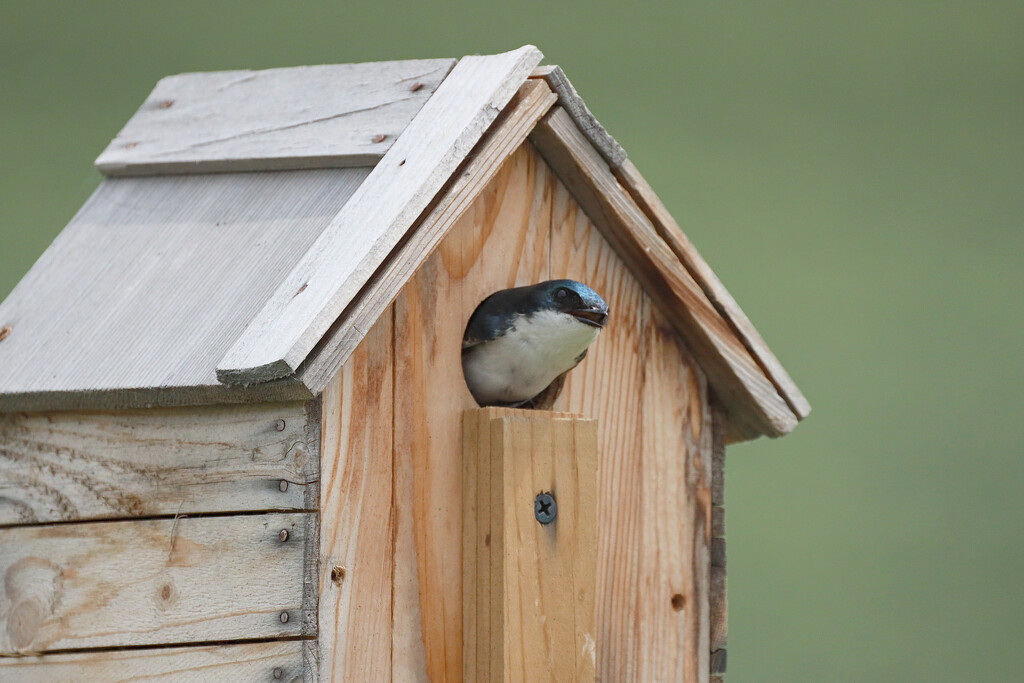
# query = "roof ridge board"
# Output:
<box><xmin>216</xmin><ymin>45</ymin><xmax>544</xmax><ymax>385</ymax></box>
<box><xmin>95</xmin><ymin>58</ymin><xmax>457</xmax><ymax>176</ymax></box>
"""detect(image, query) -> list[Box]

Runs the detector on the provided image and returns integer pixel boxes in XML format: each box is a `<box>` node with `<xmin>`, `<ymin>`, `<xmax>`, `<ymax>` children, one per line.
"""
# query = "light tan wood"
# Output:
<box><xmin>0</xmin><ymin>640</ymin><xmax>306</xmax><ymax>681</ymax></box>
<box><xmin>0</xmin><ymin>402</ymin><xmax>316</xmax><ymax>526</ymax></box>
<box><xmin>546</xmin><ymin>151</ymin><xmax>713</xmax><ymax>682</ymax></box>
<box><xmin>317</xmin><ymin>308</ymin><xmax>395</xmax><ymax>681</ymax></box>
<box><xmin>298</xmin><ymin>78</ymin><xmax>559</xmax><ymax>393</ymax></box>
<box><xmin>463</xmin><ymin>408</ymin><xmax>597</xmax><ymax>683</ymax></box>
<box><xmin>0</xmin><ymin>513</ymin><xmax>313</xmax><ymax>654</ymax></box>
<box><xmin>218</xmin><ymin>46</ymin><xmax>543</xmax><ymax>385</ymax></box>
<box><xmin>613</xmin><ymin>159</ymin><xmax>810</xmax><ymax>421</ymax></box>
<box><xmin>383</xmin><ymin>142</ymin><xmax>714</xmax><ymax>681</ymax></box>
<box><xmin>530</xmin><ymin>107</ymin><xmax>798</xmax><ymax>440</ymax></box>
<box><xmin>392</xmin><ymin>143</ymin><xmax>552</xmax><ymax>681</ymax></box>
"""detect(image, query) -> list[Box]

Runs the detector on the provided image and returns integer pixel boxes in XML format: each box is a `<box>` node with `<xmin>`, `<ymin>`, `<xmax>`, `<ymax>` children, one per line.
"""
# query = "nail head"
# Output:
<box><xmin>279</xmin><ymin>611</ymin><xmax>290</xmax><ymax>623</ymax></box>
<box><xmin>275</xmin><ymin>419</ymin><xmax>286</xmax><ymax>431</ymax></box>
<box><xmin>273</xmin><ymin>667</ymin><xmax>284</xmax><ymax>679</ymax></box>
<box><xmin>279</xmin><ymin>529</ymin><xmax>289</xmax><ymax>542</ymax></box>
<box><xmin>278</xmin><ymin>479</ymin><xmax>289</xmax><ymax>492</ymax></box>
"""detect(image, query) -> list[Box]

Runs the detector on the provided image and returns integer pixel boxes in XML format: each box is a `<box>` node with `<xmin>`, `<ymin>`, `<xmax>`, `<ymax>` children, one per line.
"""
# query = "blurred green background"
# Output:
<box><xmin>2</xmin><ymin>2</ymin><xmax>1022</xmax><ymax>680</ymax></box>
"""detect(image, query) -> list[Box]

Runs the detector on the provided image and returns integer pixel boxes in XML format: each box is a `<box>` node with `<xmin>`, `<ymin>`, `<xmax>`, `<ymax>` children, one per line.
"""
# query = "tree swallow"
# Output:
<box><xmin>462</xmin><ymin>279</ymin><xmax>609</xmax><ymax>407</ymax></box>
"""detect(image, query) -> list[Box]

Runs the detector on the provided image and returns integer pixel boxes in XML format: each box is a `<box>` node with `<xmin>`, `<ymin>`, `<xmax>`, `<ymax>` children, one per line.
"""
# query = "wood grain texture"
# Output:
<box><xmin>462</xmin><ymin>408</ymin><xmax>597</xmax><ymax>683</ymax></box>
<box><xmin>0</xmin><ymin>168</ymin><xmax>369</xmax><ymax>413</ymax></box>
<box><xmin>317</xmin><ymin>307</ymin><xmax>395</xmax><ymax>681</ymax></box>
<box><xmin>95</xmin><ymin>59</ymin><xmax>455</xmax><ymax>176</ymax></box>
<box><xmin>218</xmin><ymin>46</ymin><xmax>544</xmax><ymax>385</ymax></box>
<box><xmin>613</xmin><ymin>159</ymin><xmax>810</xmax><ymax>422</ymax></box>
<box><xmin>547</xmin><ymin>165</ymin><xmax>712</xmax><ymax>682</ymax></box>
<box><xmin>0</xmin><ymin>402</ymin><xmax>316</xmax><ymax>526</ymax></box>
<box><xmin>530</xmin><ymin>66</ymin><xmax>627</xmax><ymax>167</ymax></box>
<box><xmin>0</xmin><ymin>640</ymin><xmax>306</xmax><ymax>682</ymax></box>
<box><xmin>0</xmin><ymin>513</ymin><xmax>313</xmax><ymax>654</ymax></box>
<box><xmin>709</xmin><ymin>403</ymin><xmax>728</xmax><ymax>660</ymax></box>
<box><xmin>530</xmin><ymin>107</ymin><xmax>798</xmax><ymax>440</ymax></box>
<box><xmin>383</xmin><ymin>142</ymin><xmax>713</xmax><ymax>680</ymax></box>
<box><xmin>392</xmin><ymin>142</ymin><xmax>552</xmax><ymax>681</ymax></box>
<box><xmin>297</xmin><ymin>79</ymin><xmax>558</xmax><ymax>394</ymax></box>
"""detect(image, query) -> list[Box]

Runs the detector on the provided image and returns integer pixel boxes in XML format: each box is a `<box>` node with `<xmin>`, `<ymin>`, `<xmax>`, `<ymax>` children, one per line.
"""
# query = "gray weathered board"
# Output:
<box><xmin>96</xmin><ymin>59</ymin><xmax>455</xmax><ymax>176</ymax></box>
<box><xmin>0</xmin><ymin>513</ymin><xmax>314</xmax><ymax>654</ymax></box>
<box><xmin>0</xmin><ymin>401</ymin><xmax>316</xmax><ymax>525</ymax></box>
<box><xmin>0</xmin><ymin>641</ymin><xmax>305</xmax><ymax>681</ymax></box>
<box><xmin>217</xmin><ymin>45</ymin><xmax>544</xmax><ymax>384</ymax></box>
<box><xmin>0</xmin><ymin>168</ymin><xmax>368</xmax><ymax>412</ymax></box>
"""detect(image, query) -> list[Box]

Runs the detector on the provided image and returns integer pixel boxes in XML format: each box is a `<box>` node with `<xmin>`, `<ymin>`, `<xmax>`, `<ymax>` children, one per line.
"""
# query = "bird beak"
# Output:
<box><xmin>570</xmin><ymin>307</ymin><xmax>609</xmax><ymax>328</ymax></box>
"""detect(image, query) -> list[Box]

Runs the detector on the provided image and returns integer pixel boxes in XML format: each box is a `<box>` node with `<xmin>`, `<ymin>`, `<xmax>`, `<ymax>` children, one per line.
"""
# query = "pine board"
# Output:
<box><xmin>0</xmin><ymin>513</ymin><xmax>313</xmax><ymax>654</ymax></box>
<box><xmin>0</xmin><ymin>641</ymin><xmax>306</xmax><ymax>682</ymax></box>
<box><xmin>531</xmin><ymin>107</ymin><xmax>798</xmax><ymax>439</ymax></box>
<box><xmin>0</xmin><ymin>168</ymin><xmax>368</xmax><ymax>413</ymax></box>
<box><xmin>317</xmin><ymin>308</ymin><xmax>395</xmax><ymax>681</ymax></box>
<box><xmin>218</xmin><ymin>46</ymin><xmax>543</xmax><ymax>385</ymax></box>
<box><xmin>0</xmin><ymin>402</ymin><xmax>316</xmax><ymax>526</ymax></box>
<box><xmin>95</xmin><ymin>59</ymin><xmax>455</xmax><ymax>176</ymax></box>
<box><xmin>296</xmin><ymin>78</ymin><xmax>558</xmax><ymax>393</ymax></box>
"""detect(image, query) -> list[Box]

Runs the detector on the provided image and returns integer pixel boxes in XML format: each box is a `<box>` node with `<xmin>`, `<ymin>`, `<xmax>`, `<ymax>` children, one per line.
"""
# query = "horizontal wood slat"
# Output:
<box><xmin>530</xmin><ymin>107</ymin><xmax>799</xmax><ymax>439</ymax></box>
<box><xmin>217</xmin><ymin>45</ymin><xmax>543</xmax><ymax>385</ymax></box>
<box><xmin>0</xmin><ymin>402</ymin><xmax>317</xmax><ymax>526</ymax></box>
<box><xmin>0</xmin><ymin>640</ymin><xmax>306</xmax><ymax>681</ymax></box>
<box><xmin>95</xmin><ymin>59</ymin><xmax>455</xmax><ymax>176</ymax></box>
<box><xmin>0</xmin><ymin>513</ymin><xmax>314</xmax><ymax>655</ymax></box>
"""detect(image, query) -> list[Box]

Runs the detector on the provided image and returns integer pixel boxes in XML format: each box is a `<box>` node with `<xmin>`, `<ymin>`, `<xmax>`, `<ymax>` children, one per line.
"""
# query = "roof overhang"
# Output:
<box><xmin>0</xmin><ymin>47</ymin><xmax>808</xmax><ymax>440</ymax></box>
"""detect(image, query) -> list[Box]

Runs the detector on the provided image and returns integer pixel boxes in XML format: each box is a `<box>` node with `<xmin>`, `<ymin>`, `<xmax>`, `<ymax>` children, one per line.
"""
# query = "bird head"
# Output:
<box><xmin>528</xmin><ymin>279</ymin><xmax>609</xmax><ymax>328</ymax></box>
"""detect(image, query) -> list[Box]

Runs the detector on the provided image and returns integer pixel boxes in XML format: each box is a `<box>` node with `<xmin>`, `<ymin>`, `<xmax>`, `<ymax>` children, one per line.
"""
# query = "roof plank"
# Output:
<box><xmin>0</xmin><ymin>168</ymin><xmax>368</xmax><ymax>412</ymax></box>
<box><xmin>296</xmin><ymin>78</ymin><xmax>558</xmax><ymax>393</ymax></box>
<box><xmin>217</xmin><ymin>45</ymin><xmax>544</xmax><ymax>385</ymax></box>
<box><xmin>613</xmin><ymin>160</ymin><xmax>811</xmax><ymax>419</ymax></box>
<box><xmin>95</xmin><ymin>59</ymin><xmax>455</xmax><ymax>176</ymax></box>
<box><xmin>530</xmin><ymin>107</ymin><xmax>798</xmax><ymax>438</ymax></box>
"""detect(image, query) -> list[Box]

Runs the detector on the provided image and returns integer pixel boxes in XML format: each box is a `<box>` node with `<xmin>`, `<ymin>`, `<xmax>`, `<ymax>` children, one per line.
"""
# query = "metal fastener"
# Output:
<box><xmin>534</xmin><ymin>492</ymin><xmax>557</xmax><ymax>525</ymax></box>
<box><xmin>278</xmin><ymin>479</ymin><xmax>289</xmax><ymax>493</ymax></box>
<box><xmin>279</xmin><ymin>611</ymin><xmax>290</xmax><ymax>623</ymax></box>
<box><xmin>275</xmin><ymin>419</ymin><xmax>286</xmax><ymax>431</ymax></box>
<box><xmin>279</xmin><ymin>529</ymin><xmax>289</xmax><ymax>542</ymax></box>
<box><xmin>273</xmin><ymin>667</ymin><xmax>284</xmax><ymax>680</ymax></box>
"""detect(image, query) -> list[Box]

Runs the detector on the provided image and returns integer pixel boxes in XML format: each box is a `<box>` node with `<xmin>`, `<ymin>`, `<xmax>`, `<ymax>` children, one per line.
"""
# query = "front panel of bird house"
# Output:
<box><xmin>317</xmin><ymin>143</ymin><xmax>714</xmax><ymax>682</ymax></box>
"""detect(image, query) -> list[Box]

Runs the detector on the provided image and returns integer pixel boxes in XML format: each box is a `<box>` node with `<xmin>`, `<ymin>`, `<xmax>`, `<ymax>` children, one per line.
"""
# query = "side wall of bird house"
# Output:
<box><xmin>316</xmin><ymin>142</ymin><xmax>714</xmax><ymax>682</ymax></box>
<box><xmin>0</xmin><ymin>401</ymin><xmax>321</xmax><ymax>680</ymax></box>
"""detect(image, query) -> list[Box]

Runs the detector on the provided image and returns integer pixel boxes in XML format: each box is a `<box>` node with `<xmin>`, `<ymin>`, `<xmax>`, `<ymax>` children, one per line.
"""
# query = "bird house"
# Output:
<box><xmin>0</xmin><ymin>46</ymin><xmax>808</xmax><ymax>682</ymax></box>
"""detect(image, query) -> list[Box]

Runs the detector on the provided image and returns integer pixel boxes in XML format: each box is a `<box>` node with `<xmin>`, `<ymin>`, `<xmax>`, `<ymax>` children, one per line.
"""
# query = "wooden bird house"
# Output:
<box><xmin>0</xmin><ymin>46</ymin><xmax>808</xmax><ymax>682</ymax></box>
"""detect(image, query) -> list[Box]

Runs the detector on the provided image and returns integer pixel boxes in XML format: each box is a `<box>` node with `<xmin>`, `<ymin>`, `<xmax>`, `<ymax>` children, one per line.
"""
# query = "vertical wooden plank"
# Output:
<box><xmin>392</xmin><ymin>144</ymin><xmax>551</xmax><ymax>681</ymax></box>
<box><xmin>547</xmin><ymin>142</ymin><xmax>712</xmax><ymax>682</ymax></box>
<box><xmin>462</xmin><ymin>408</ymin><xmax>597</xmax><ymax>682</ymax></box>
<box><xmin>638</xmin><ymin>305</ymin><xmax>712</xmax><ymax>683</ymax></box>
<box><xmin>709</xmin><ymin>403</ymin><xmax>729</xmax><ymax>677</ymax></box>
<box><xmin>318</xmin><ymin>308</ymin><xmax>395</xmax><ymax>681</ymax></box>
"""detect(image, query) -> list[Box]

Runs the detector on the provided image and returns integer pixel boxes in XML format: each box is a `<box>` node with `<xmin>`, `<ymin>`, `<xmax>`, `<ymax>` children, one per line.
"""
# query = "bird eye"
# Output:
<box><xmin>556</xmin><ymin>288</ymin><xmax>569</xmax><ymax>299</ymax></box>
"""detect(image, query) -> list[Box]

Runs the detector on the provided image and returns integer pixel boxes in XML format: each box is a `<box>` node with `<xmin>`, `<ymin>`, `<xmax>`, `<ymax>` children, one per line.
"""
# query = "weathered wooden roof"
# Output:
<box><xmin>0</xmin><ymin>45</ymin><xmax>809</xmax><ymax>439</ymax></box>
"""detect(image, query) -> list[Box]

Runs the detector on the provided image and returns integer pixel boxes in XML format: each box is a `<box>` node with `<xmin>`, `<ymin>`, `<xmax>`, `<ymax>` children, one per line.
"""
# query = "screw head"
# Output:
<box><xmin>279</xmin><ymin>529</ymin><xmax>289</xmax><ymax>542</ymax></box>
<box><xmin>278</xmin><ymin>479</ymin><xmax>289</xmax><ymax>493</ymax></box>
<box><xmin>279</xmin><ymin>611</ymin><xmax>290</xmax><ymax>623</ymax></box>
<box><xmin>534</xmin><ymin>492</ymin><xmax>557</xmax><ymax>525</ymax></box>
